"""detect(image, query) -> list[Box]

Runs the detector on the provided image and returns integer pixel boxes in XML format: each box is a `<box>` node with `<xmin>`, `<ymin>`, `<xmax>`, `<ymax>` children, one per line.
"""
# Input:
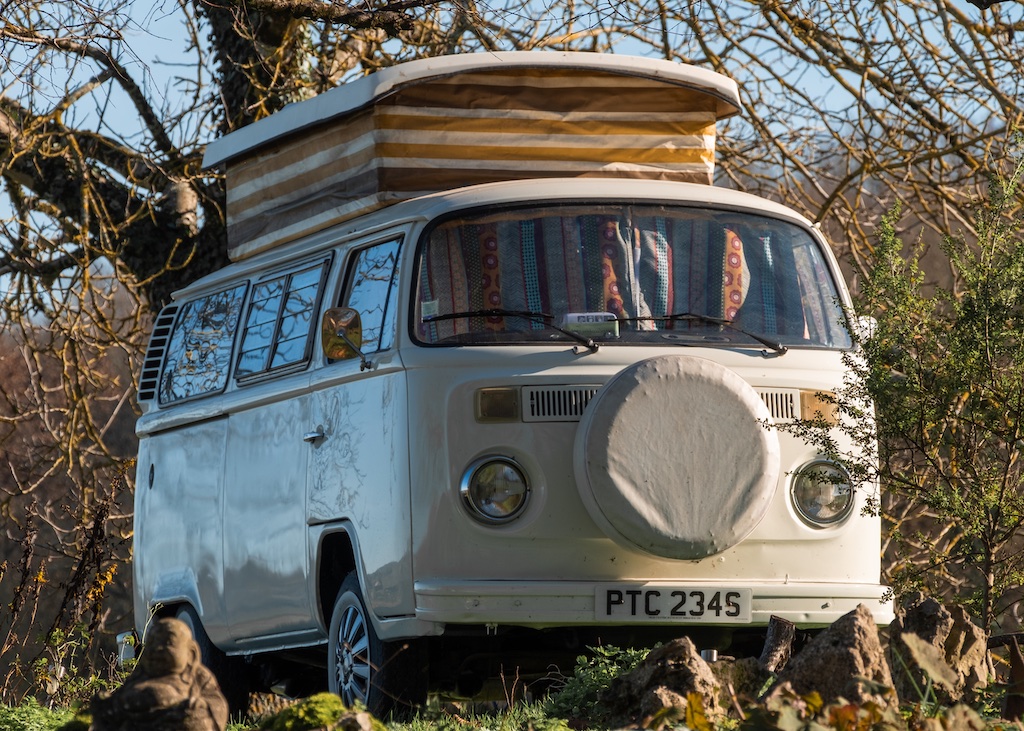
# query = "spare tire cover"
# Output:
<box><xmin>573</xmin><ymin>355</ymin><xmax>780</xmax><ymax>560</ymax></box>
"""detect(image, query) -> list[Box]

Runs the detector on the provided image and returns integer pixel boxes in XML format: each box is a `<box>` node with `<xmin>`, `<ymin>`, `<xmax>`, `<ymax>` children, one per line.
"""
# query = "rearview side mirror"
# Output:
<box><xmin>321</xmin><ymin>308</ymin><xmax>370</xmax><ymax>369</ymax></box>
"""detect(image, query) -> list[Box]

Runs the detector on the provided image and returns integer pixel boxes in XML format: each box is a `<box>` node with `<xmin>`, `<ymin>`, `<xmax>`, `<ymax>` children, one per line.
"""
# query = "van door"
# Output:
<box><xmin>307</xmin><ymin>238</ymin><xmax>416</xmax><ymax>617</ymax></box>
<box><xmin>222</xmin><ymin>259</ymin><xmax>330</xmax><ymax>644</ymax></box>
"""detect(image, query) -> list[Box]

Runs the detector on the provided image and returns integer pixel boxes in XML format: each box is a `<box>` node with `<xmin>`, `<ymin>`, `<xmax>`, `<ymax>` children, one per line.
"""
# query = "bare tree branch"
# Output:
<box><xmin>2</xmin><ymin>0</ymin><xmax>1024</xmax><ymax>698</ymax></box>
<box><xmin>0</xmin><ymin>23</ymin><xmax>177</xmax><ymax>155</ymax></box>
<box><xmin>225</xmin><ymin>0</ymin><xmax>445</xmax><ymax>30</ymax></box>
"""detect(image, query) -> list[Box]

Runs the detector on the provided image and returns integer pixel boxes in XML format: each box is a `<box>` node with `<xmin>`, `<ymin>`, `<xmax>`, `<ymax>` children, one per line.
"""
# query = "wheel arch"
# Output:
<box><xmin>143</xmin><ymin>593</ymin><xmax>204</xmax><ymax>641</ymax></box>
<box><xmin>315</xmin><ymin>523</ymin><xmax>359</xmax><ymax>631</ymax></box>
<box><xmin>146</xmin><ymin>570</ymin><xmax>204</xmax><ymax>621</ymax></box>
<box><xmin>312</xmin><ymin>521</ymin><xmax>438</xmax><ymax>642</ymax></box>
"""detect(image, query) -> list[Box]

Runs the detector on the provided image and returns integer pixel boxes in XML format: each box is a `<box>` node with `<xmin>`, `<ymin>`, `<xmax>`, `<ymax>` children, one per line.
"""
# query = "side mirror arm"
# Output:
<box><xmin>337</xmin><ymin>330</ymin><xmax>373</xmax><ymax>371</ymax></box>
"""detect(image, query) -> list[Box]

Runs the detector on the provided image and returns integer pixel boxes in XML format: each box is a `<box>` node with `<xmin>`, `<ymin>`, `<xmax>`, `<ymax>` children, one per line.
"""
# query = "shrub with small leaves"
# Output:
<box><xmin>0</xmin><ymin>697</ymin><xmax>75</xmax><ymax>731</ymax></box>
<box><xmin>543</xmin><ymin>644</ymin><xmax>651</xmax><ymax>723</ymax></box>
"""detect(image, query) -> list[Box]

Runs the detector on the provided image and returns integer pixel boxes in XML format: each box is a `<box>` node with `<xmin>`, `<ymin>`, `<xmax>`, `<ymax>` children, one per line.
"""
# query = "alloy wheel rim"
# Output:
<box><xmin>335</xmin><ymin>603</ymin><xmax>371</xmax><ymax>706</ymax></box>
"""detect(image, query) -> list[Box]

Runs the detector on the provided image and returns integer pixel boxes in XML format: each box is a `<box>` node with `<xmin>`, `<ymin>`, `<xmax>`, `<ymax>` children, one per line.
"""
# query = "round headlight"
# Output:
<box><xmin>791</xmin><ymin>460</ymin><xmax>854</xmax><ymax>526</ymax></box>
<box><xmin>460</xmin><ymin>457</ymin><xmax>530</xmax><ymax>524</ymax></box>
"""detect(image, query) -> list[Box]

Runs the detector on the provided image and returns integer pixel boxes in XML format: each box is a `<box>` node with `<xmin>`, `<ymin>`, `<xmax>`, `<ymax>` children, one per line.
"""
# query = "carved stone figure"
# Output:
<box><xmin>91</xmin><ymin>617</ymin><xmax>229</xmax><ymax>731</ymax></box>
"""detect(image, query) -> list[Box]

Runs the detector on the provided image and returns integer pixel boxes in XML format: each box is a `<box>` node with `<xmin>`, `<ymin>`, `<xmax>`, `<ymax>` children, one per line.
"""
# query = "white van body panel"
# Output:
<box><xmin>134</xmin><ymin>176</ymin><xmax>891</xmax><ymax>667</ymax></box>
<box><xmin>134</xmin><ymin>420</ymin><xmax>230</xmax><ymax>644</ymax></box>
<box><xmin>222</xmin><ymin>372</ymin><xmax>316</xmax><ymax>644</ymax></box>
<box><xmin>401</xmin><ymin>346</ymin><xmax>883</xmax><ymax>628</ymax></box>
<box><xmin>307</xmin><ymin>355</ymin><xmax>415</xmax><ymax>617</ymax></box>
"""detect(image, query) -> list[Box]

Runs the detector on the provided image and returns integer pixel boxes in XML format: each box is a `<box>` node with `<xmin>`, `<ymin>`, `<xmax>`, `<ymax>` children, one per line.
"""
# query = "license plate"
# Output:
<box><xmin>596</xmin><ymin>586</ymin><xmax>752</xmax><ymax>622</ymax></box>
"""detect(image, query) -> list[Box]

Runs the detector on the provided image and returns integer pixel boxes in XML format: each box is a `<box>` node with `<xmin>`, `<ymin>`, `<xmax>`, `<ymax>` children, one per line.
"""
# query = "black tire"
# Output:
<box><xmin>328</xmin><ymin>572</ymin><xmax>426</xmax><ymax>718</ymax></box>
<box><xmin>175</xmin><ymin>606</ymin><xmax>251</xmax><ymax>718</ymax></box>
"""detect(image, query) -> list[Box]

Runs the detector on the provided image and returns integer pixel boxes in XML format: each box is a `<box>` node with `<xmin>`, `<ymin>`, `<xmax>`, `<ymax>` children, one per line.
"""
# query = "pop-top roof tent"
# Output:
<box><xmin>202</xmin><ymin>52</ymin><xmax>742</xmax><ymax>261</ymax></box>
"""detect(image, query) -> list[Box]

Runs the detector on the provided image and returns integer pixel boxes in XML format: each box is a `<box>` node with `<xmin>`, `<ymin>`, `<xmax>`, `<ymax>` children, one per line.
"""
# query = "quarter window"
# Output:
<box><xmin>237</xmin><ymin>260</ymin><xmax>329</xmax><ymax>378</ymax></box>
<box><xmin>342</xmin><ymin>240</ymin><xmax>401</xmax><ymax>353</ymax></box>
<box><xmin>159</xmin><ymin>284</ymin><xmax>247</xmax><ymax>404</ymax></box>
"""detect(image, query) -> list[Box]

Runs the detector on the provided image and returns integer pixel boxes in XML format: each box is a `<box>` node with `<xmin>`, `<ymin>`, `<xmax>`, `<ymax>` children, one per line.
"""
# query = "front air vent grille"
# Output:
<box><xmin>137</xmin><ymin>304</ymin><xmax>180</xmax><ymax>403</ymax></box>
<box><xmin>757</xmin><ymin>388</ymin><xmax>799</xmax><ymax>422</ymax></box>
<box><xmin>521</xmin><ymin>385</ymin><xmax>800</xmax><ymax>423</ymax></box>
<box><xmin>522</xmin><ymin>385</ymin><xmax>600</xmax><ymax>422</ymax></box>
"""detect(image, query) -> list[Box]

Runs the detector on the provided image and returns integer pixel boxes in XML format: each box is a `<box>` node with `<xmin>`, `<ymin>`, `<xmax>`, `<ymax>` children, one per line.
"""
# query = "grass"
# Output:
<box><xmin>2</xmin><ymin>643</ymin><xmax>1021</xmax><ymax>731</ymax></box>
<box><xmin>1</xmin><ymin>692</ymin><xmax>1021</xmax><ymax>731</ymax></box>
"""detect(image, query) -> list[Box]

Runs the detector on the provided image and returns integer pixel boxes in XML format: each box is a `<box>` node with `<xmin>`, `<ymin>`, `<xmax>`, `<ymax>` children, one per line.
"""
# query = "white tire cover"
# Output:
<box><xmin>573</xmin><ymin>355</ymin><xmax>780</xmax><ymax>559</ymax></box>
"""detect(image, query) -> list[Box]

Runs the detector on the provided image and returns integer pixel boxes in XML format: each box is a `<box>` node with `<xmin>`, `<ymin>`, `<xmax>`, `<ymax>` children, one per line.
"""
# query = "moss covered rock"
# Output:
<box><xmin>259</xmin><ymin>693</ymin><xmax>386</xmax><ymax>731</ymax></box>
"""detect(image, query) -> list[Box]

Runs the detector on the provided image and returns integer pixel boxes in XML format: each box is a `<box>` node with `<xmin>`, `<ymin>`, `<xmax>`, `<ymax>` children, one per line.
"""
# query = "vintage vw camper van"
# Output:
<box><xmin>133</xmin><ymin>52</ymin><xmax>891</xmax><ymax>716</ymax></box>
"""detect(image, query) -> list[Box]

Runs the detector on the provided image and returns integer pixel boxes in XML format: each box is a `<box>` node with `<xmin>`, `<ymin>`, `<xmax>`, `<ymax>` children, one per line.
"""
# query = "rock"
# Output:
<box><xmin>888</xmin><ymin>593</ymin><xmax>992</xmax><ymax>704</ymax></box>
<box><xmin>768</xmin><ymin>604</ymin><xmax>895</xmax><ymax>709</ymax></box>
<box><xmin>336</xmin><ymin>711</ymin><xmax>380</xmax><ymax>731</ymax></box>
<box><xmin>259</xmin><ymin>693</ymin><xmax>387</xmax><ymax>731</ymax></box>
<box><xmin>709</xmin><ymin>656</ymin><xmax>771</xmax><ymax>709</ymax></box>
<box><xmin>599</xmin><ymin>637</ymin><xmax>722</xmax><ymax>724</ymax></box>
<box><xmin>90</xmin><ymin>617</ymin><xmax>228</xmax><ymax>731</ymax></box>
<box><xmin>939</xmin><ymin>703</ymin><xmax>987</xmax><ymax>730</ymax></box>
<box><xmin>911</xmin><ymin>703</ymin><xmax>986</xmax><ymax>731</ymax></box>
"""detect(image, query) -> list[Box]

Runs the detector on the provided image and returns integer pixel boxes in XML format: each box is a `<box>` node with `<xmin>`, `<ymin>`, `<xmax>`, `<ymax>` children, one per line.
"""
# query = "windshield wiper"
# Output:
<box><xmin>424</xmin><ymin>308</ymin><xmax>599</xmax><ymax>353</ymax></box>
<box><xmin>619</xmin><ymin>312</ymin><xmax>788</xmax><ymax>355</ymax></box>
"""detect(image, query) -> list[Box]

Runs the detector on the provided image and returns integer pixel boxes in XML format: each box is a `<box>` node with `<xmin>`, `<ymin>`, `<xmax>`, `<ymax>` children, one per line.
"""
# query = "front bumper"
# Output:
<box><xmin>413</xmin><ymin>580</ymin><xmax>893</xmax><ymax>628</ymax></box>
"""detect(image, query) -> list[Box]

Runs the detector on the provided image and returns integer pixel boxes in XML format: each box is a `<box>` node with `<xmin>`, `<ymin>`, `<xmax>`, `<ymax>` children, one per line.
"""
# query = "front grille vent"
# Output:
<box><xmin>137</xmin><ymin>304</ymin><xmax>180</xmax><ymax>403</ymax></box>
<box><xmin>757</xmin><ymin>388</ymin><xmax>799</xmax><ymax>422</ymax></box>
<box><xmin>521</xmin><ymin>385</ymin><xmax>800</xmax><ymax>423</ymax></box>
<box><xmin>522</xmin><ymin>385</ymin><xmax>600</xmax><ymax>422</ymax></box>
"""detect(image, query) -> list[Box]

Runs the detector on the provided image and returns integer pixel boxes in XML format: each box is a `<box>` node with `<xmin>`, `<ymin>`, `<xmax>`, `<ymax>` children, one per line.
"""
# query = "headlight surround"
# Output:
<box><xmin>460</xmin><ymin>456</ymin><xmax>530</xmax><ymax>524</ymax></box>
<box><xmin>791</xmin><ymin>460</ymin><xmax>855</xmax><ymax>527</ymax></box>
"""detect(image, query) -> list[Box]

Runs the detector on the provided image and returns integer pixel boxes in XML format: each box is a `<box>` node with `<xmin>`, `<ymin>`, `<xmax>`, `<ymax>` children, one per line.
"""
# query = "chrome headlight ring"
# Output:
<box><xmin>790</xmin><ymin>460</ymin><xmax>855</xmax><ymax>527</ymax></box>
<box><xmin>459</xmin><ymin>456</ymin><xmax>531</xmax><ymax>525</ymax></box>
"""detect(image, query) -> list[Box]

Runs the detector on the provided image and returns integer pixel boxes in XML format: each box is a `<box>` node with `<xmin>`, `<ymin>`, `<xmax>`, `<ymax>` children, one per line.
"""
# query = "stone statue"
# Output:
<box><xmin>91</xmin><ymin>617</ymin><xmax>229</xmax><ymax>731</ymax></box>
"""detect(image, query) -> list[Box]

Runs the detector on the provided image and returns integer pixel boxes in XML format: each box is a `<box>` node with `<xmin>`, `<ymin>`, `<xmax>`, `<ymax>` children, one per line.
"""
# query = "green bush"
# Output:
<box><xmin>543</xmin><ymin>644</ymin><xmax>651</xmax><ymax>723</ymax></box>
<box><xmin>0</xmin><ymin>699</ymin><xmax>74</xmax><ymax>731</ymax></box>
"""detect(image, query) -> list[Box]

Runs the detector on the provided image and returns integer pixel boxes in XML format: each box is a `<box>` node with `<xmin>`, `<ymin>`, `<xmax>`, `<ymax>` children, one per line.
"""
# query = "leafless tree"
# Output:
<box><xmin>2</xmin><ymin>0</ymin><xmax>1023</xmax><ymax>696</ymax></box>
<box><xmin>6</xmin><ymin>0</ymin><xmax>1021</xmax><ymax>309</ymax></box>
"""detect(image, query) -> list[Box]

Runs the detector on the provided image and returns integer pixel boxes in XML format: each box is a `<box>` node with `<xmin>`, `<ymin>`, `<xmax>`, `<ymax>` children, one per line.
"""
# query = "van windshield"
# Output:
<box><xmin>413</xmin><ymin>204</ymin><xmax>852</xmax><ymax>350</ymax></box>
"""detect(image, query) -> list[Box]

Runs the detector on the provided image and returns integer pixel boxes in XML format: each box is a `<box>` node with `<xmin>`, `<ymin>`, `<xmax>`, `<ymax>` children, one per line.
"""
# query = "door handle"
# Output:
<box><xmin>303</xmin><ymin>429</ymin><xmax>325</xmax><ymax>443</ymax></box>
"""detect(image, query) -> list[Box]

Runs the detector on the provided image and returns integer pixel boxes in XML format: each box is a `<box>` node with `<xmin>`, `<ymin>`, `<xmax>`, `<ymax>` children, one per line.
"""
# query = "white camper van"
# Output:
<box><xmin>133</xmin><ymin>52</ymin><xmax>891</xmax><ymax>716</ymax></box>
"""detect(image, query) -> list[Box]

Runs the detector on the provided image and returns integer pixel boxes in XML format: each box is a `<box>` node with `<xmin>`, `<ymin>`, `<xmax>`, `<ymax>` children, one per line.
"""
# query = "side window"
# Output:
<box><xmin>237</xmin><ymin>259</ymin><xmax>330</xmax><ymax>379</ymax></box>
<box><xmin>342</xmin><ymin>239</ymin><xmax>402</xmax><ymax>353</ymax></box>
<box><xmin>159</xmin><ymin>284</ymin><xmax>247</xmax><ymax>404</ymax></box>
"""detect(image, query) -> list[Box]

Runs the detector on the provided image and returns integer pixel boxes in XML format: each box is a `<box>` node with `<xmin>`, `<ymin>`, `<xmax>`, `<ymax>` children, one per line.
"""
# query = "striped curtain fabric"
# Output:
<box><xmin>415</xmin><ymin>209</ymin><xmax>814</xmax><ymax>345</ymax></box>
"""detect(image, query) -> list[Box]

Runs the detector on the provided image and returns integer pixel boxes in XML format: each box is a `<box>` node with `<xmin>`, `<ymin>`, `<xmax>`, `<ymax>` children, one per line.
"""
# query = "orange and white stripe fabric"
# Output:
<box><xmin>223</xmin><ymin>68</ymin><xmax>722</xmax><ymax>260</ymax></box>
